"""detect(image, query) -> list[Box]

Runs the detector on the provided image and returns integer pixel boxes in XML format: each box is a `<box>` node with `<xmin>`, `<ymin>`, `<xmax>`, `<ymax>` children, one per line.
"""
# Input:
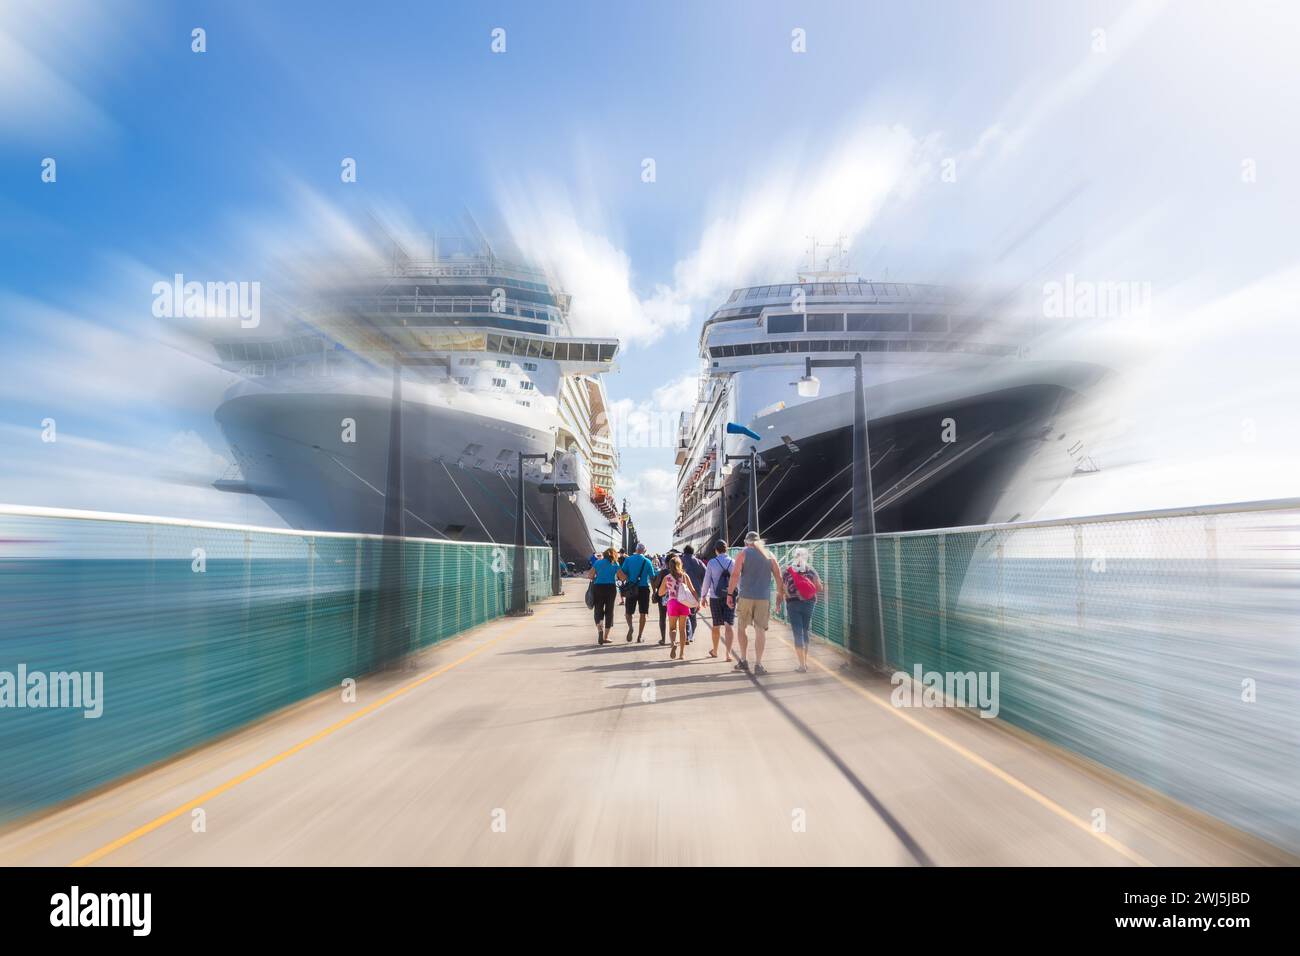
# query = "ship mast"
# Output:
<box><xmin>798</xmin><ymin>234</ymin><xmax>858</xmax><ymax>283</ymax></box>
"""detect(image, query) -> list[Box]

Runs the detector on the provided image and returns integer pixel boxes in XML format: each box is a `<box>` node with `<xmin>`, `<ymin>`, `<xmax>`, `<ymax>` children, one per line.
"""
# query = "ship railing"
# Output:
<box><xmin>333</xmin><ymin>294</ymin><xmax>560</xmax><ymax>321</ymax></box>
<box><xmin>749</xmin><ymin>495</ymin><xmax>1300</xmax><ymax>855</ymax></box>
<box><xmin>384</xmin><ymin>259</ymin><xmax>551</xmax><ymax>283</ymax></box>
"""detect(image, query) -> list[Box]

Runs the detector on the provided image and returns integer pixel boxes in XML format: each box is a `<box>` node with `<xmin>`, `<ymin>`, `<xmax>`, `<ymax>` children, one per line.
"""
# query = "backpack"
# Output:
<box><xmin>711</xmin><ymin>556</ymin><xmax>732</xmax><ymax>598</ymax></box>
<box><xmin>788</xmin><ymin>566</ymin><xmax>817</xmax><ymax>600</ymax></box>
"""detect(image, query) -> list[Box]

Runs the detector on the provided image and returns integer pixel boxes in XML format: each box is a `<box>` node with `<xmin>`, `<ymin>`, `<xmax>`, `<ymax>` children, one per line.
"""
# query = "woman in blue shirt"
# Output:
<box><xmin>587</xmin><ymin>547</ymin><xmax>620</xmax><ymax>644</ymax></box>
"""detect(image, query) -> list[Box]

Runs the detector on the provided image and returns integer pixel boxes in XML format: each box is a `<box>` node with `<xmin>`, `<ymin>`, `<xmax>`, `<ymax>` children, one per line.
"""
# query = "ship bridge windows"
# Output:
<box><xmin>767</xmin><ymin>314</ymin><xmax>804</xmax><ymax>334</ymax></box>
<box><xmin>485</xmin><ymin>332</ymin><xmax>616</xmax><ymax>364</ymax></box>
<box><xmin>911</xmin><ymin>313</ymin><xmax>948</xmax><ymax>333</ymax></box>
<box><xmin>554</xmin><ymin>342</ymin><xmax>616</xmax><ymax>362</ymax></box>
<box><xmin>216</xmin><ymin>336</ymin><xmax>324</xmax><ymax>364</ymax></box>
<box><xmin>950</xmin><ymin>316</ymin><xmax>989</xmax><ymax>334</ymax></box>
<box><xmin>806</xmin><ymin>313</ymin><xmax>845</xmax><ymax>332</ymax></box>
<box><xmin>846</xmin><ymin>312</ymin><xmax>907</xmax><ymax>332</ymax></box>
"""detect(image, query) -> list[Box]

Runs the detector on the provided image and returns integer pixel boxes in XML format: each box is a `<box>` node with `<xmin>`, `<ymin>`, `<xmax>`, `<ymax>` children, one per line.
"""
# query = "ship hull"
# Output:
<box><xmin>674</xmin><ymin>360</ymin><xmax>1103</xmax><ymax>551</ymax></box>
<box><xmin>215</xmin><ymin>392</ymin><xmax>617</xmax><ymax>563</ymax></box>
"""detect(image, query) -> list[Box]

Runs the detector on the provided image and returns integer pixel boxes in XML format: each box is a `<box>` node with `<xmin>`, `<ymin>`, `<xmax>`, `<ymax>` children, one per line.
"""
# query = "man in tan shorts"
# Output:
<box><xmin>725</xmin><ymin>531</ymin><xmax>784</xmax><ymax>676</ymax></box>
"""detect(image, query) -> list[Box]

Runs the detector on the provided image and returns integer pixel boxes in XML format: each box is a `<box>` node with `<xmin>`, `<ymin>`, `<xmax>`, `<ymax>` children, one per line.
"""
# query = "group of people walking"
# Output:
<box><xmin>585</xmin><ymin>532</ymin><xmax>825</xmax><ymax>675</ymax></box>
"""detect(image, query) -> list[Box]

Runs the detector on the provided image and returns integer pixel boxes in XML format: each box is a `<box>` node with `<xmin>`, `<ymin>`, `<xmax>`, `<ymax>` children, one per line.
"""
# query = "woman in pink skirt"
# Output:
<box><xmin>657</xmin><ymin>553</ymin><xmax>699</xmax><ymax>660</ymax></box>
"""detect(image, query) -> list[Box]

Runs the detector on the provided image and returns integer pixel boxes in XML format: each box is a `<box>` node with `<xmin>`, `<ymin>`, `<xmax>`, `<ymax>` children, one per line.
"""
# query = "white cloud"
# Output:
<box><xmin>992</xmin><ymin>0</ymin><xmax>1171</xmax><ymax>160</ymax></box>
<box><xmin>618</xmin><ymin>466</ymin><xmax>678</xmax><ymax>520</ymax></box>
<box><xmin>0</xmin><ymin>291</ymin><xmax>238</xmax><ymax>425</ymax></box>
<box><xmin>0</xmin><ymin>0</ymin><xmax>139</xmax><ymax>141</ymax></box>
<box><xmin>497</xmin><ymin>120</ymin><xmax>923</xmax><ymax>350</ymax></box>
<box><xmin>651</xmin><ymin>375</ymin><xmax>698</xmax><ymax>414</ymax></box>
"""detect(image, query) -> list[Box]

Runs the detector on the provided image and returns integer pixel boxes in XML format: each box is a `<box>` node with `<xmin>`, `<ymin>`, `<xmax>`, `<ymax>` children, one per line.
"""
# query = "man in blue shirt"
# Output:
<box><xmin>617</xmin><ymin>542</ymin><xmax>656</xmax><ymax>642</ymax></box>
<box><xmin>699</xmin><ymin>540</ymin><xmax>735</xmax><ymax>660</ymax></box>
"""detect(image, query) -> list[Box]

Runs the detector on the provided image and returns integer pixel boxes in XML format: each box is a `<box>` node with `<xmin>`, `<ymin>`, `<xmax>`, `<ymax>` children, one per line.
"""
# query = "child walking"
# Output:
<box><xmin>657</xmin><ymin>554</ymin><xmax>699</xmax><ymax>660</ymax></box>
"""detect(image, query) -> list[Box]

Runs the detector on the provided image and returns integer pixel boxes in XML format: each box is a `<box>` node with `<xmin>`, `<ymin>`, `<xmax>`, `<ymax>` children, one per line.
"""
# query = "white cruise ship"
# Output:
<box><xmin>673</xmin><ymin>269</ymin><xmax>1106</xmax><ymax>551</ymax></box>
<box><xmin>208</xmin><ymin>239</ymin><xmax>624</xmax><ymax>560</ymax></box>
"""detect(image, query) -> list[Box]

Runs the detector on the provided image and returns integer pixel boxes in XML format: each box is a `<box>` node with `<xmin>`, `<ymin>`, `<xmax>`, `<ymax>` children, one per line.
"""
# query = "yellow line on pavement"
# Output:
<box><xmin>72</xmin><ymin>611</ymin><xmax>543</xmax><ymax>867</ymax></box>
<box><xmin>793</xmin><ymin>638</ymin><xmax>1153</xmax><ymax>866</ymax></box>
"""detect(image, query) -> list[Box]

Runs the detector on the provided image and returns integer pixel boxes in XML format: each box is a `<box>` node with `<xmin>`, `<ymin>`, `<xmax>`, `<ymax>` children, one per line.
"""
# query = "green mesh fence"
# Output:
<box><xmin>0</xmin><ymin>508</ymin><xmax>551</xmax><ymax>824</ymax></box>
<box><xmin>753</xmin><ymin>500</ymin><xmax>1300</xmax><ymax>853</ymax></box>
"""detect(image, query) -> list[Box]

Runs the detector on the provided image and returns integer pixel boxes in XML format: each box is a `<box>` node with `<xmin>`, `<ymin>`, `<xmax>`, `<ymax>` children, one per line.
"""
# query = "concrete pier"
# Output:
<box><xmin>0</xmin><ymin>581</ymin><xmax>1287</xmax><ymax>866</ymax></box>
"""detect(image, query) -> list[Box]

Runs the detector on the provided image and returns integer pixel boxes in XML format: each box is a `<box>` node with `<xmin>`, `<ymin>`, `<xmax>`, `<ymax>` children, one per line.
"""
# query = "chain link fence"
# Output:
<box><xmin>0</xmin><ymin>507</ymin><xmax>550</xmax><ymax>823</ymax></box>
<box><xmin>754</xmin><ymin>499</ymin><xmax>1300</xmax><ymax>853</ymax></box>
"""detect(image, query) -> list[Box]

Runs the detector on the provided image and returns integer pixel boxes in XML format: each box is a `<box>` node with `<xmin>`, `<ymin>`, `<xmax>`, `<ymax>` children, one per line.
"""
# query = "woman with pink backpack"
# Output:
<box><xmin>657</xmin><ymin>553</ymin><xmax>700</xmax><ymax>661</ymax></box>
<box><xmin>782</xmin><ymin>547</ymin><xmax>825</xmax><ymax>673</ymax></box>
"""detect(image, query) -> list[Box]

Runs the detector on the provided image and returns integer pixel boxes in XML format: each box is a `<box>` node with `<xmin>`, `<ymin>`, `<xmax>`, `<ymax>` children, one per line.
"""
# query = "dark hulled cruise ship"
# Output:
<box><xmin>672</xmin><ymin>271</ymin><xmax>1105</xmax><ymax>551</ymax></box>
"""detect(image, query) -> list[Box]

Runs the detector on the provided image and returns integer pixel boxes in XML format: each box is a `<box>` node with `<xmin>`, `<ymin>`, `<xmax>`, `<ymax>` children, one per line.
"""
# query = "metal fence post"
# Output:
<box><xmin>840</xmin><ymin>540</ymin><xmax>849</xmax><ymax>648</ymax></box>
<box><xmin>996</xmin><ymin>533</ymin><xmax>1005</xmax><ymax>631</ymax></box>
<box><xmin>894</xmin><ymin>535</ymin><xmax>903</xmax><ymax>667</ymax></box>
<box><xmin>351</xmin><ymin>538</ymin><xmax>361</xmax><ymax>669</ymax></box>
<box><xmin>937</xmin><ymin>533</ymin><xmax>947</xmax><ymax>672</ymax></box>
<box><xmin>242</xmin><ymin>530</ymin><xmax>252</xmax><ymax>644</ymax></box>
<box><xmin>1074</xmin><ymin>525</ymin><xmax>1085</xmax><ymax>629</ymax></box>
<box><xmin>307</xmin><ymin>536</ymin><xmax>316</xmax><ymax>684</ymax></box>
<box><xmin>1206</xmin><ymin>515</ymin><xmax>1220</xmax><ymax>633</ymax></box>
<box><xmin>414</xmin><ymin>542</ymin><xmax>426</xmax><ymax>647</ymax></box>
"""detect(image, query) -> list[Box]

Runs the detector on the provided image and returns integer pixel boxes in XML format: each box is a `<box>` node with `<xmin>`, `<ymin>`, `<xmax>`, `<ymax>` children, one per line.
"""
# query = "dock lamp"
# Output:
<box><xmin>796</xmin><ymin>369</ymin><xmax>821</xmax><ymax>397</ymax></box>
<box><xmin>794</xmin><ymin>353</ymin><xmax>885</xmax><ymax>666</ymax></box>
<box><xmin>510</xmin><ymin>451</ymin><xmax>551</xmax><ymax>616</ymax></box>
<box><xmin>539</xmin><ymin>459</ymin><xmax>579</xmax><ymax>598</ymax></box>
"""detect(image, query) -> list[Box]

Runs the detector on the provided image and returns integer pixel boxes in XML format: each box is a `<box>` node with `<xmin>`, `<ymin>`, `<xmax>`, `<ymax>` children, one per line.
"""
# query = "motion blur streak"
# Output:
<box><xmin>761</xmin><ymin>498</ymin><xmax>1300</xmax><ymax>853</ymax></box>
<box><xmin>0</xmin><ymin>505</ymin><xmax>550</xmax><ymax>823</ymax></box>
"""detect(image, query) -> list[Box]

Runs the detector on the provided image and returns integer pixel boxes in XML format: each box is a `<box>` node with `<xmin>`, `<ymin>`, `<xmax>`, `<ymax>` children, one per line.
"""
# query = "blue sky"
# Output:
<box><xmin>3</xmin><ymin>0</ymin><xmax>1300</xmax><ymax>548</ymax></box>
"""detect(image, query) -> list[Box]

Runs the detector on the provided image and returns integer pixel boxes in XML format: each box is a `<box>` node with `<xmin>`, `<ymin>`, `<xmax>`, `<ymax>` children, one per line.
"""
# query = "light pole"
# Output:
<box><xmin>795</xmin><ymin>353</ymin><xmax>885</xmax><ymax>666</ymax></box>
<box><xmin>620</xmin><ymin>498</ymin><xmax>630</xmax><ymax>554</ymax></box>
<box><xmin>377</xmin><ymin>352</ymin><xmax>448</xmax><ymax>666</ymax></box>
<box><xmin>510</xmin><ymin>451</ymin><xmax>550</xmax><ymax>616</ymax></box>
<box><xmin>724</xmin><ymin>451</ymin><xmax>759</xmax><ymax>538</ymax></box>
<box><xmin>550</xmin><ymin>489</ymin><xmax>561</xmax><ymax>595</ymax></box>
<box><xmin>539</xmin><ymin>454</ymin><xmax>579</xmax><ymax>598</ymax></box>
